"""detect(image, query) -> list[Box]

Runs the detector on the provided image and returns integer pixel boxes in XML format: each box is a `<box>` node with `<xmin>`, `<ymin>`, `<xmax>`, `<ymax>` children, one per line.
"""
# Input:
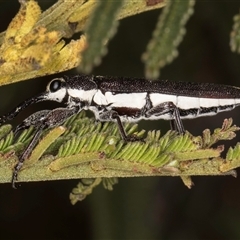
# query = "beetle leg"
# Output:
<box><xmin>145</xmin><ymin>101</ymin><xmax>185</xmax><ymax>134</ymax></box>
<box><xmin>12</xmin><ymin>107</ymin><xmax>79</xmax><ymax>189</ymax></box>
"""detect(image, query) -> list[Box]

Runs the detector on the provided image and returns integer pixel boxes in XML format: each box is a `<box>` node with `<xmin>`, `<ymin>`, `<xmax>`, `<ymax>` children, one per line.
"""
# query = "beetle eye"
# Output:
<box><xmin>49</xmin><ymin>79</ymin><xmax>65</xmax><ymax>92</ymax></box>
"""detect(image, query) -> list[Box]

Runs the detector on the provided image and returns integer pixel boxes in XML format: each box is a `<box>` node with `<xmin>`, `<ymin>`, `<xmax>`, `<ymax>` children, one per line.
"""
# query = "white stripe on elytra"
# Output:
<box><xmin>93</xmin><ymin>91</ymin><xmax>147</xmax><ymax>109</ymax></box>
<box><xmin>150</xmin><ymin>93</ymin><xmax>177</xmax><ymax>108</ymax></box>
<box><xmin>150</xmin><ymin>93</ymin><xmax>240</xmax><ymax>109</ymax></box>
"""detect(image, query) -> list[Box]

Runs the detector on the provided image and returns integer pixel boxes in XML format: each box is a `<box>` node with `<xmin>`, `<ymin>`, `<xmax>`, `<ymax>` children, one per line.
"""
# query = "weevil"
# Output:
<box><xmin>1</xmin><ymin>75</ymin><xmax>240</xmax><ymax>188</ymax></box>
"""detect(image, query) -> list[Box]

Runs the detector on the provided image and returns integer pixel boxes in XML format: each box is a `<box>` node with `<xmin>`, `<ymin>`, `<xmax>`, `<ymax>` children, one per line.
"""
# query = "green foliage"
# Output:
<box><xmin>69</xmin><ymin>177</ymin><xmax>118</xmax><ymax>205</ymax></box>
<box><xmin>142</xmin><ymin>0</ymin><xmax>195</xmax><ymax>78</ymax></box>
<box><xmin>202</xmin><ymin>118</ymin><xmax>239</xmax><ymax>148</ymax></box>
<box><xmin>0</xmin><ymin>1</ymin><xmax>164</xmax><ymax>86</ymax></box>
<box><xmin>69</xmin><ymin>178</ymin><xmax>102</xmax><ymax>204</ymax></box>
<box><xmin>226</xmin><ymin>143</ymin><xmax>240</xmax><ymax>160</ymax></box>
<box><xmin>230</xmin><ymin>12</ymin><xmax>240</xmax><ymax>53</ymax></box>
<box><xmin>0</xmin><ymin>125</ymin><xmax>35</xmax><ymax>154</ymax></box>
<box><xmin>1</xmin><ymin>112</ymin><xmax>240</xmax><ymax>203</ymax></box>
<box><xmin>79</xmin><ymin>0</ymin><xmax>124</xmax><ymax>73</ymax></box>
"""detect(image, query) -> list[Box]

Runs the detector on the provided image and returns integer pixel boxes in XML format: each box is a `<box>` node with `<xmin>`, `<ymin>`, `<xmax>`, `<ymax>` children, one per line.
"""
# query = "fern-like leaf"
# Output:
<box><xmin>79</xmin><ymin>0</ymin><xmax>124</xmax><ymax>73</ymax></box>
<box><xmin>142</xmin><ymin>0</ymin><xmax>195</xmax><ymax>78</ymax></box>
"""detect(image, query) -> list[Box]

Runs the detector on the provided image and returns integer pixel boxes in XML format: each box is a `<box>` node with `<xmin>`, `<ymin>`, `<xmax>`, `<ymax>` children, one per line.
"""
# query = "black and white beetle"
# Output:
<box><xmin>1</xmin><ymin>75</ymin><xmax>240</xmax><ymax>188</ymax></box>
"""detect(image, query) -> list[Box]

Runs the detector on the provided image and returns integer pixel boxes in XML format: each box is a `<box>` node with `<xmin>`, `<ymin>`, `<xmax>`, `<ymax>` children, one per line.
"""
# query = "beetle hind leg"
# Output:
<box><xmin>145</xmin><ymin>101</ymin><xmax>185</xmax><ymax>134</ymax></box>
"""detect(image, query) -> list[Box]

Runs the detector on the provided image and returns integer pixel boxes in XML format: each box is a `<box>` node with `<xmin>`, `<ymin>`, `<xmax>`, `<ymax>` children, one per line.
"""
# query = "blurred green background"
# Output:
<box><xmin>1</xmin><ymin>1</ymin><xmax>240</xmax><ymax>239</ymax></box>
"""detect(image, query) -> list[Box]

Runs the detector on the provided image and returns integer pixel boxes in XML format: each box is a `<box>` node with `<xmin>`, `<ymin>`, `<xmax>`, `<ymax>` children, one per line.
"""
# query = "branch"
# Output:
<box><xmin>0</xmin><ymin>114</ymin><xmax>239</xmax><ymax>188</ymax></box>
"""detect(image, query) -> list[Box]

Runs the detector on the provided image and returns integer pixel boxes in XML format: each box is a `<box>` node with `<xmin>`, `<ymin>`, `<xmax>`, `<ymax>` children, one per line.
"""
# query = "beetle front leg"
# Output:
<box><xmin>12</xmin><ymin>107</ymin><xmax>79</xmax><ymax>189</ymax></box>
<box><xmin>14</xmin><ymin>110</ymin><xmax>51</xmax><ymax>135</ymax></box>
<box><xmin>12</xmin><ymin>124</ymin><xmax>45</xmax><ymax>188</ymax></box>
